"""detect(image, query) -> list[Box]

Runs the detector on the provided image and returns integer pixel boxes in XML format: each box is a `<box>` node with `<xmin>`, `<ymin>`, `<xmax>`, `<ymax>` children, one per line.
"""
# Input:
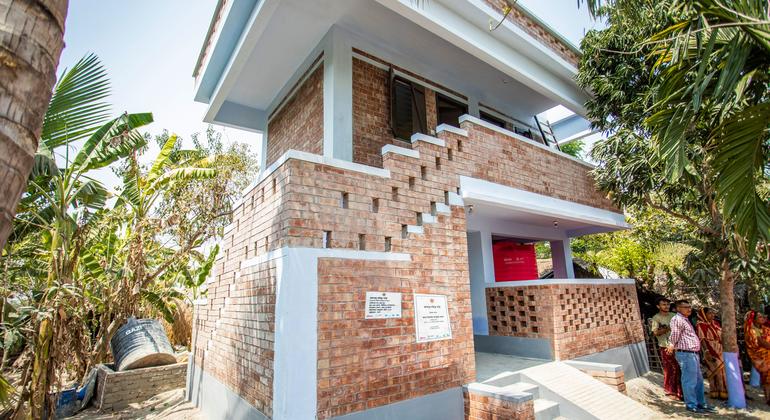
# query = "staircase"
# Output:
<box><xmin>477</xmin><ymin>362</ymin><xmax>656</xmax><ymax>420</ymax></box>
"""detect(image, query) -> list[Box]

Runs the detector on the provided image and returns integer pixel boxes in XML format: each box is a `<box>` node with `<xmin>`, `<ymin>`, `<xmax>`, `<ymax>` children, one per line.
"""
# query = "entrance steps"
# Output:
<box><xmin>476</xmin><ymin>361</ymin><xmax>656</xmax><ymax>420</ymax></box>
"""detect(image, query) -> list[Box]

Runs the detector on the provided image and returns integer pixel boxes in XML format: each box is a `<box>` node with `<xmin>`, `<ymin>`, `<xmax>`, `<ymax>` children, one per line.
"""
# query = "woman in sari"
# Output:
<box><xmin>745</xmin><ymin>310</ymin><xmax>770</xmax><ymax>404</ymax></box>
<box><xmin>696</xmin><ymin>308</ymin><xmax>727</xmax><ymax>399</ymax></box>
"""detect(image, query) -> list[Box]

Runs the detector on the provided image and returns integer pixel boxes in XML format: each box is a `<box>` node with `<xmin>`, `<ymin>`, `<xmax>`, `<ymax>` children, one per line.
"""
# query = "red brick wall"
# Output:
<box><xmin>464</xmin><ymin>389</ymin><xmax>535</xmax><ymax>420</ymax></box>
<box><xmin>266</xmin><ymin>65</ymin><xmax>324</xmax><ymax>166</ymax></box>
<box><xmin>351</xmin><ymin>51</ymin><xmax>615</xmax><ymax>211</ymax></box>
<box><xmin>191</xmin><ymin>167</ymin><xmax>289</xmax><ymax>418</ymax></box>
<box><xmin>486</xmin><ymin>283</ymin><xmax>645</xmax><ymax>360</ymax></box>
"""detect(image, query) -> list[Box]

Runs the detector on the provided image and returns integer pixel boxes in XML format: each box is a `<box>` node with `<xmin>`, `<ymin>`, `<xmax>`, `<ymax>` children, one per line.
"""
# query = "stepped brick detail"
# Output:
<box><xmin>191</xmin><ymin>49</ymin><xmax>636</xmax><ymax>419</ymax></box>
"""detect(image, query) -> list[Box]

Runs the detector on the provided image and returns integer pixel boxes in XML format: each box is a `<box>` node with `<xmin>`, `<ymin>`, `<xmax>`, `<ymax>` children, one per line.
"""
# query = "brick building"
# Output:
<box><xmin>186</xmin><ymin>1</ymin><xmax>649</xmax><ymax>419</ymax></box>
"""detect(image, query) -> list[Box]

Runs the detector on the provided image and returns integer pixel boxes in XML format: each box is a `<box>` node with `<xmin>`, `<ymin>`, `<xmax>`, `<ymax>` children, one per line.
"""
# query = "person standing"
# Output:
<box><xmin>696</xmin><ymin>308</ymin><xmax>728</xmax><ymax>399</ymax></box>
<box><xmin>745</xmin><ymin>310</ymin><xmax>770</xmax><ymax>404</ymax></box>
<box><xmin>650</xmin><ymin>297</ymin><xmax>682</xmax><ymax>400</ymax></box>
<box><xmin>667</xmin><ymin>300</ymin><xmax>717</xmax><ymax>414</ymax></box>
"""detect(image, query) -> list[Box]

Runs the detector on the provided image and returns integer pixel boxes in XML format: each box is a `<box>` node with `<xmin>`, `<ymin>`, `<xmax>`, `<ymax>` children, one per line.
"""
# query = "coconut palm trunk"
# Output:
<box><xmin>0</xmin><ymin>0</ymin><xmax>69</xmax><ymax>249</ymax></box>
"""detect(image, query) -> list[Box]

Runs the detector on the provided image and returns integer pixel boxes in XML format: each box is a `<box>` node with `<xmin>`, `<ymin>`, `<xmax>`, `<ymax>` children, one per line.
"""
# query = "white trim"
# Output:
<box><xmin>202</xmin><ymin>0</ymin><xmax>281</xmax><ymax>124</ymax></box>
<box><xmin>223</xmin><ymin>223</ymin><xmax>236</xmax><ymax>235</ymax></box>
<box><xmin>459</xmin><ymin>114</ymin><xmax>595</xmax><ymax>168</ymax></box>
<box><xmin>435</xmin><ymin>124</ymin><xmax>468</xmax><ymax>137</ymax></box>
<box><xmin>406</xmin><ymin>225</ymin><xmax>424</xmax><ymax>235</ymax></box>
<box><xmin>241</xmin><ymin>150</ymin><xmax>391</xmax><ymax>198</ymax></box>
<box><xmin>459</xmin><ymin>176</ymin><xmax>629</xmax><ymax>230</ymax></box>
<box><xmin>375</xmin><ymin>0</ymin><xmax>588</xmax><ymax>114</ymax></box>
<box><xmin>435</xmin><ymin>203</ymin><xmax>451</xmax><ymax>214</ymax></box>
<box><xmin>448</xmin><ymin>191</ymin><xmax>464</xmax><ymax>206</ymax></box>
<box><xmin>241</xmin><ymin>246</ymin><xmax>411</xmax><ymax>270</ymax></box>
<box><xmin>230</xmin><ymin>246</ymin><xmax>411</xmax><ymax>420</ymax></box>
<box><xmin>351</xmin><ymin>51</ymin><xmax>468</xmax><ymax>106</ymax></box>
<box><xmin>411</xmin><ymin>133</ymin><xmax>446</xmax><ymax>147</ymax></box>
<box><xmin>382</xmin><ymin>144</ymin><xmax>420</xmax><ymax>159</ymax></box>
<box><xmin>485</xmin><ymin>278</ymin><xmax>635</xmax><ymax>287</ymax></box>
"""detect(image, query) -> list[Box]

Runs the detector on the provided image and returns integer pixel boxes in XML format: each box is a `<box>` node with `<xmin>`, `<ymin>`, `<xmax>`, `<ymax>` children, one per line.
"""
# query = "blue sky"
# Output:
<box><xmin>59</xmin><ymin>0</ymin><xmax>260</xmax><ymax>176</ymax></box>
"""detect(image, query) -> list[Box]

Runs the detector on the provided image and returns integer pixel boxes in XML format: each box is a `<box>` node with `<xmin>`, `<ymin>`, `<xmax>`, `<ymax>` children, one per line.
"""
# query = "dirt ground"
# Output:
<box><xmin>627</xmin><ymin>372</ymin><xmax>770</xmax><ymax>419</ymax></box>
<box><xmin>72</xmin><ymin>389</ymin><xmax>199</xmax><ymax>420</ymax></box>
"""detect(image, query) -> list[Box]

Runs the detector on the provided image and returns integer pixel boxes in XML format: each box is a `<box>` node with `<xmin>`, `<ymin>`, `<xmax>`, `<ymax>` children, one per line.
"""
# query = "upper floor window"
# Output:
<box><xmin>391</xmin><ymin>75</ymin><xmax>426</xmax><ymax>141</ymax></box>
<box><xmin>436</xmin><ymin>93</ymin><xmax>467</xmax><ymax>128</ymax></box>
<box><xmin>480</xmin><ymin>110</ymin><xmax>507</xmax><ymax>129</ymax></box>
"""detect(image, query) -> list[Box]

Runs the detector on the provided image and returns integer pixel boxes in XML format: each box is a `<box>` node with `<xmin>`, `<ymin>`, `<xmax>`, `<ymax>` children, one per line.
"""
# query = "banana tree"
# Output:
<box><xmin>11</xmin><ymin>54</ymin><xmax>154</xmax><ymax>419</ymax></box>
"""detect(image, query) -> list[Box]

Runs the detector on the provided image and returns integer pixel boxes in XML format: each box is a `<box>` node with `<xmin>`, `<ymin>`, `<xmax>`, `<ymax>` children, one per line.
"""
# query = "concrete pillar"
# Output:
<box><xmin>468</xmin><ymin>97</ymin><xmax>481</xmax><ymax>118</ymax></box>
<box><xmin>550</xmin><ymin>239</ymin><xmax>575</xmax><ymax>279</ymax></box>
<box><xmin>323</xmin><ymin>27</ymin><xmax>353</xmax><ymax>161</ymax></box>
<box><xmin>467</xmin><ymin>231</ymin><xmax>489</xmax><ymax>335</ymax></box>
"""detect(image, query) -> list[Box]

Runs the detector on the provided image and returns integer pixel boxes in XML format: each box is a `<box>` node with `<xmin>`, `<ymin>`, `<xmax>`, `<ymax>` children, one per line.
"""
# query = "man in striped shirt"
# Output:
<box><xmin>667</xmin><ymin>300</ymin><xmax>717</xmax><ymax>414</ymax></box>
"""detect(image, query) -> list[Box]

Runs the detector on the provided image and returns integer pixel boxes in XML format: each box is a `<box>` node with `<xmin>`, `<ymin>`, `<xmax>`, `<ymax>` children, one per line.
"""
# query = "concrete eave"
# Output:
<box><xmin>374</xmin><ymin>0</ymin><xmax>590</xmax><ymax>116</ymax></box>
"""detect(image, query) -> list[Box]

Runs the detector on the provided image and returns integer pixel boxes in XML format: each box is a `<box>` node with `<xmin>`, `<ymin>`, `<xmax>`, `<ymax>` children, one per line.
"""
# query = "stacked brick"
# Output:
<box><xmin>463</xmin><ymin>388</ymin><xmax>535</xmax><ymax>420</ymax></box>
<box><xmin>93</xmin><ymin>363</ymin><xmax>187</xmax><ymax>411</ymax></box>
<box><xmin>486</xmin><ymin>283</ymin><xmax>645</xmax><ymax>360</ymax></box>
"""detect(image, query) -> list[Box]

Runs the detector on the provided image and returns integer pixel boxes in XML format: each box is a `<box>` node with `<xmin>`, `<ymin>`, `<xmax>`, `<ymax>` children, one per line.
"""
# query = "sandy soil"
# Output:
<box><xmin>627</xmin><ymin>372</ymin><xmax>770</xmax><ymax>419</ymax></box>
<box><xmin>72</xmin><ymin>389</ymin><xmax>199</xmax><ymax>420</ymax></box>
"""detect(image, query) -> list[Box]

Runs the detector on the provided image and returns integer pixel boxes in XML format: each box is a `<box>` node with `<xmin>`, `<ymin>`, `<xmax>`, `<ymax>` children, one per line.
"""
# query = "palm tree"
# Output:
<box><xmin>0</xmin><ymin>0</ymin><xmax>70</xmax><ymax>250</ymax></box>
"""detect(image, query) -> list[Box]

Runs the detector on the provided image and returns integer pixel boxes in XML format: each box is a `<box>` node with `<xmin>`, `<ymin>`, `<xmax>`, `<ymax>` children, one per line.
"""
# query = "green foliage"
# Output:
<box><xmin>558</xmin><ymin>139</ymin><xmax>584</xmax><ymax>159</ymax></box>
<box><xmin>0</xmin><ymin>55</ymin><xmax>258</xmax><ymax>412</ymax></box>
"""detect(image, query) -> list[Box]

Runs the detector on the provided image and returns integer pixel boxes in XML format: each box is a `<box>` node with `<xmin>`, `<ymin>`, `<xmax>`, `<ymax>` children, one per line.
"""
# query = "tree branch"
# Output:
<box><xmin>644</xmin><ymin>196</ymin><xmax>720</xmax><ymax>237</ymax></box>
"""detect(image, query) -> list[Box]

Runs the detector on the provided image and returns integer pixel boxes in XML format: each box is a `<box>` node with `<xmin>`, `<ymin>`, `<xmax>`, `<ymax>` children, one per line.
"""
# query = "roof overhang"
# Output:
<box><xmin>192</xmin><ymin>0</ymin><xmax>592</xmax><ymax>132</ymax></box>
<box><xmin>460</xmin><ymin>176</ymin><xmax>629</xmax><ymax>238</ymax></box>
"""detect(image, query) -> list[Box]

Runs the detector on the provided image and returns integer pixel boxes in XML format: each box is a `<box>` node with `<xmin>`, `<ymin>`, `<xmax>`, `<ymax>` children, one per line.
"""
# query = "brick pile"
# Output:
<box><xmin>93</xmin><ymin>363</ymin><xmax>187</xmax><ymax>412</ymax></box>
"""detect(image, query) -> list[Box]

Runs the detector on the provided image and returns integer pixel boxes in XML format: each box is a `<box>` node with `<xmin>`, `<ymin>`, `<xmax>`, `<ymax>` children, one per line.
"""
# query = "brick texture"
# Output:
<box><xmin>486</xmin><ymin>283</ymin><xmax>645</xmax><ymax>360</ymax></box>
<box><xmin>577</xmin><ymin>368</ymin><xmax>627</xmax><ymax>393</ymax></box>
<box><xmin>351</xmin><ymin>54</ymin><xmax>614</xmax><ymax>211</ymax></box>
<box><xmin>190</xmin><ymin>167</ymin><xmax>289</xmax><ymax>418</ymax></box>
<box><xmin>463</xmin><ymin>389</ymin><xmax>535</xmax><ymax>420</ymax></box>
<box><xmin>266</xmin><ymin>64</ymin><xmax>324</xmax><ymax>166</ymax></box>
<box><xmin>93</xmin><ymin>363</ymin><xmax>187</xmax><ymax>412</ymax></box>
<box><xmin>192</xmin><ymin>48</ymin><xmax>634</xmax><ymax>419</ymax></box>
<box><xmin>483</xmin><ymin>0</ymin><xmax>580</xmax><ymax>67</ymax></box>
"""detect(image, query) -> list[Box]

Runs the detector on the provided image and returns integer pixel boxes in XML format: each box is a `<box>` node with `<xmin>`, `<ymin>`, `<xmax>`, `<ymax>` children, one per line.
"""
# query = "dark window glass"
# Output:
<box><xmin>480</xmin><ymin>110</ymin><xmax>507</xmax><ymax>129</ymax></box>
<box><xmin>391</xmin><ymin>76</ymin><xmax>426</xmax><ymax>140</ymax></box>
<box><xmin>436</xmin><ymin>93</ymin><xmax>467</xmax><ymax>128</ymax></box>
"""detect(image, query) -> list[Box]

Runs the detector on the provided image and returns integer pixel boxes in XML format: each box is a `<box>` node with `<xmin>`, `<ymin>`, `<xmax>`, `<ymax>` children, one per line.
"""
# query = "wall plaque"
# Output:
<box><xmin>414</xmin><ymin>293</ymin><xmax>452</xmax><ymax>343</ymax></box>
<box><xmin>365</xmin><ymin>292</ymin><xmax>402</xmax><ymax>319</ymax></box>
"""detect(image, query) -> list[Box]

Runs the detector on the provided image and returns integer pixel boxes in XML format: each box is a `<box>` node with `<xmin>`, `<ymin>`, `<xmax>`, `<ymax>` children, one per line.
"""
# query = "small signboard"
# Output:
<box><xmin>365</xmin><ymin>292</ymin><xmax>402</xmax><ymax>319</ymax></box>
<box><xmin>414</xmin><ymin>293</ymin><xmax>452</xmax><ymax>343</ymax></box>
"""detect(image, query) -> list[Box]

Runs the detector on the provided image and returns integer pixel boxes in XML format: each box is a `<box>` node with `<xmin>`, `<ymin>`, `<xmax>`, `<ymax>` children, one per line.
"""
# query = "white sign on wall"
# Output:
<box><xmin>365</xmin><ymin>292</ymin><xmax>402</xmax><ymax>319</ymax></box>
<box><xmin>414</xmin><ymin>293</ymin><xmax>452</xmax><ymax>343</ymax></box>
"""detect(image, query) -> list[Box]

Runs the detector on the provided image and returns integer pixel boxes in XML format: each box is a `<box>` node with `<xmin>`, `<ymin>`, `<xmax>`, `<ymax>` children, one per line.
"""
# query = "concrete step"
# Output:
<box><xmin>503</xmin><ymin>381</ymin><xmax>539</xmax><ymax>399</ymax></box>
<box><xmin>534</xmin><ymin>398</ymin><xmax>560</xmax><ymax>420</ymax></box>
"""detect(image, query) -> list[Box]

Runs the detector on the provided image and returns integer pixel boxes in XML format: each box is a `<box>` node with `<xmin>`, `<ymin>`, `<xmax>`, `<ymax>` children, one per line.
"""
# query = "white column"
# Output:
<box><xmin>467</xmin><ymin>232</ymin><xmax>488</xmax><ymax>335</ymax></box>
<box><xmin>480</xmin><ymin>231</ymin><xmax>495</xmax><ymax>283</ymax></box>
<box><xmin>323</xmin><ymin>27</ymin><xmax>353</xmax><ymax>161</ymax></box>
<box><xmin>550</xmin><ymin>239</ymin><xmax>575</xmax><ymax>279</ymax></box>
<box><xmin>468</xmin><ymin>97</ymin><xmax>481</xmax><ymax>118</ymax></box>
